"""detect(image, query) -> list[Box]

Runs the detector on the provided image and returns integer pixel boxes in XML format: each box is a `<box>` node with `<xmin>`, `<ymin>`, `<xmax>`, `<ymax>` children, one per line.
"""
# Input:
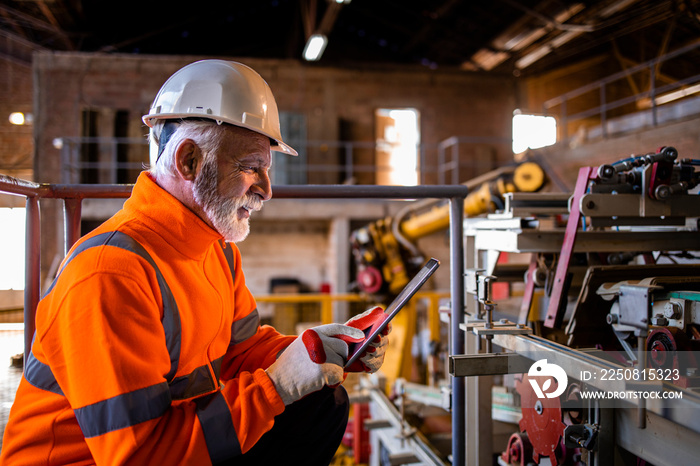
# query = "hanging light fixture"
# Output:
<box><xmin>303</xmin><ymin>33</ymin><xmax>328</xmax><ymax>61</ymax></box>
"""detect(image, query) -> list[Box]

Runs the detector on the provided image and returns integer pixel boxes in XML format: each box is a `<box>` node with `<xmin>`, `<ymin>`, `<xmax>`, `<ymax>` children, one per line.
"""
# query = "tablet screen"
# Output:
<box><xmin>345</xmin><ymin>258</ymin><xmax>440</xmax><ymax>368</ymax></box>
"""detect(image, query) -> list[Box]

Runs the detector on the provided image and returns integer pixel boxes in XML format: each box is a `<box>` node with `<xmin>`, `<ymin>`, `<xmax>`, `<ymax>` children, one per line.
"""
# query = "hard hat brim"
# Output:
<box><xmin>143</xmin><ymin>114</ymin><xmax>298</xmax><ymax>156</ymax></box>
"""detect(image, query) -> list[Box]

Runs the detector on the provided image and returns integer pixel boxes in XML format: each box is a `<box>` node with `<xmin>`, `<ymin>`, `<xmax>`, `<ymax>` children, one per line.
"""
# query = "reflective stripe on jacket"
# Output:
<box><xmin>1</xmin><ymin>172</ymin><xmax>294</xmax><ymax>465</ymax></box>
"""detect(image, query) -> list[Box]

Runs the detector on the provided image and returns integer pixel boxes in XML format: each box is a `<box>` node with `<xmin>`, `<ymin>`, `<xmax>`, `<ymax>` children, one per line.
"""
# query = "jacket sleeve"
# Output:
<box><xmin>38</xmin><ymin>248</ymin><xmax>285</xmax><ymax>465</ymax></box>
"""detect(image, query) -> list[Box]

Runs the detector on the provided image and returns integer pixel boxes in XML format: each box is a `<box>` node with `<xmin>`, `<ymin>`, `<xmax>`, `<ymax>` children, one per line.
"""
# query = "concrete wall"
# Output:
<box><xmin>237</xmin><ymin>198</ymin><xmax>452</xmax><ymax>295</ymax></box>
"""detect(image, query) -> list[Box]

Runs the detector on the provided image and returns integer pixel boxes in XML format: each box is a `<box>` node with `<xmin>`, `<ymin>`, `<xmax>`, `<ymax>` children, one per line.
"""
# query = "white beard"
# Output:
<box><xmin>193</xmin><ymin>154</ymin><xmax>262</xmax><ymax>243</ymax></box>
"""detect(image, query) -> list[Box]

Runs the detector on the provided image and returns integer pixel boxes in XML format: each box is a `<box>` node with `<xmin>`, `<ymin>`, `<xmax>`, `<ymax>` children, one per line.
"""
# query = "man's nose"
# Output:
<box><xmin>251</xmin><ymin>170</ymin><xmax>272</xmax><ymax>201</ymax></box>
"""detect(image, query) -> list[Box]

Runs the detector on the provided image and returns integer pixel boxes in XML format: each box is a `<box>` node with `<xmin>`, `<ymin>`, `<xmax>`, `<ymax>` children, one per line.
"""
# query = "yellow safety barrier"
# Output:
<box><xmin>254</xmin><ymin>291</ymin><xmax>448</xmax><ymax>327</ymax></box>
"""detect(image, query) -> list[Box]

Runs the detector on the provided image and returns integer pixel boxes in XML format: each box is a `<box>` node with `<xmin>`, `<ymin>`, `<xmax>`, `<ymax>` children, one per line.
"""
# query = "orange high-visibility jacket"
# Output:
<box><xmin>1</xmin><ymin>172</ymin><xmax>295</xmax><ymax>465</ymax></box>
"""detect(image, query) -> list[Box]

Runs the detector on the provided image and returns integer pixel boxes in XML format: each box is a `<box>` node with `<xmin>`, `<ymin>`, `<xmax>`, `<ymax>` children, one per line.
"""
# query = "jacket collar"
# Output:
<box><xmin>124</xmin><ymin>172</ymin><xmax>223</xmax><ymax>260</ymax></box>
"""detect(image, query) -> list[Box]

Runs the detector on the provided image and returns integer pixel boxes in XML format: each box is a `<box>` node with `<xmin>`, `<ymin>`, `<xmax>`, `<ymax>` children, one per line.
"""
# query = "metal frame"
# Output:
<box><xmin>0</xmin><ymin>173</ymin><xmax>470</xmax><ymax>466</ymax></box>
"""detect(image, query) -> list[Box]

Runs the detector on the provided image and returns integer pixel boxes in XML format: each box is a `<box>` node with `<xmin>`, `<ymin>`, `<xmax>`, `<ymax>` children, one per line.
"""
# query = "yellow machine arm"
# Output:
<box><xmin>400</xmin><ymin>161</ymin><xmax>545</xmax><ymax>240</ymax></box>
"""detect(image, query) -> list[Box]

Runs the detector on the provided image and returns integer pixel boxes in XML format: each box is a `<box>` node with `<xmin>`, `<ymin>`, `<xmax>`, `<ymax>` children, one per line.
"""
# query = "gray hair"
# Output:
<box><xmin>148</xmin><ymin>120</ymin><xmax>229</xmax><ymax>178</ymax></box>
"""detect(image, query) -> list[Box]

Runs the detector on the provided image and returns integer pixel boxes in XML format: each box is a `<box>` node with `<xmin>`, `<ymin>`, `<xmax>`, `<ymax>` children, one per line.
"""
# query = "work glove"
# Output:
<box><xmin>266</xmin><ymin>323</ymin><xmax>365</xmax><ymax>405</ymax></box>
<box><xmin>341</xmin><ymin>307</ymin><xmax>392</xmax><ymax>373</ymax></box>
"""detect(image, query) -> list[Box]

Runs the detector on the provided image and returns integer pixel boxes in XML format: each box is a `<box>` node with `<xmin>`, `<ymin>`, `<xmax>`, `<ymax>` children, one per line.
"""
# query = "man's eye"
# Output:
<box><xmin>240</xmin><ymin>165</ymin><xmax>257</xmax><ymax>173</ymax></box>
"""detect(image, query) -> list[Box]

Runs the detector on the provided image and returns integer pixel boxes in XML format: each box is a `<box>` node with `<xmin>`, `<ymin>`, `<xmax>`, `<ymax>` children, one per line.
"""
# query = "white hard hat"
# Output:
<box><xmin>143</xmin><ymin>59</ymin><xmax>297</xmax><ymax>157</ymax></box>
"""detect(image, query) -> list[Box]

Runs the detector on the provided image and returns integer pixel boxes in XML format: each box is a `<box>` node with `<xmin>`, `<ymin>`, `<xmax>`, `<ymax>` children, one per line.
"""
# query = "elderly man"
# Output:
<box><xmin>1</xmin><ymin>60</ymin><xmax>389</xmax><ymax>465</ymax></box>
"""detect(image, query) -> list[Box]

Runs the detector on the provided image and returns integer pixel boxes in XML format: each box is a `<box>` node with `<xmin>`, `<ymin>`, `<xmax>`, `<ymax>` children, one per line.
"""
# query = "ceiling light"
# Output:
<box><xmin>303</xmin><ymin>34</ymin><xmax>328</xmax><ymax>61</ymax></box>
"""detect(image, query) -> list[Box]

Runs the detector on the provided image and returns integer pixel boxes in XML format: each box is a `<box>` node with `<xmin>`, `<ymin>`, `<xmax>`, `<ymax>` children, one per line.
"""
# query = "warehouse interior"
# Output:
<box><xmin>1</xmin><ymin>0</ymin><xmax>700</xmax><ymax>464</ymax></box>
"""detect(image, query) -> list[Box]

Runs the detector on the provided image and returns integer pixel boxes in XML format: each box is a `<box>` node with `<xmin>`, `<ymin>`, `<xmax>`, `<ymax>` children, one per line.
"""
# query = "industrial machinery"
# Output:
<box><xmin>350</xmin><ymin>161</ymin><xmax>547</xmax><ymax>296</ymax></box>
<box><xmin>358</xmin><ymin>147</ymin><xmax>700</xmax><ymax>465</ymax></box>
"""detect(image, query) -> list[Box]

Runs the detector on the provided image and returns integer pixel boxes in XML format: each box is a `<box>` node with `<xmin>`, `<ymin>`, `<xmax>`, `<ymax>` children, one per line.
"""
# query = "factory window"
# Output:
<box><xmin>80</xmin><ymin>109</ymin><xmax>100</xmax><ymax>184</ymax></box>
<box><xmin>512</xmin><ymin>112</ymin><xmax>556</xmax><ymax>154</ymax></box>
<box><xmin>375</xmin><ymin>108</ymin><xmax>420</xmax><ymax>186</ymax></box>
<box><xmin>76</xmin><ymin>108</ymin><xmax>145</xmax><ymax>184</ymax></box>
<box><xmin>0</xmin><ymin>207</ymin><xmax>25</xmax><ymax>290</ymax></box>
<box><xmin>273</xmin><ymin>112</ymin><xmax>307</xmax><ymax>184</ymax></box>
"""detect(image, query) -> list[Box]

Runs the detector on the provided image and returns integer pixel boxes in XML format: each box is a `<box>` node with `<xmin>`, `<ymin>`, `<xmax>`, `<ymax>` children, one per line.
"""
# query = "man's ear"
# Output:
<box><xmin>174</xmin><ymin>139</ymin><xmax>201</xmax><ymax>181</ymax></box>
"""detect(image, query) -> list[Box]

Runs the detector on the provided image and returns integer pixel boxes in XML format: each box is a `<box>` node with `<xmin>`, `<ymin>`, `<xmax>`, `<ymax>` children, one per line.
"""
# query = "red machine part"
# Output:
<box><xmin>507</xmin><ymin>378</ymin><xmax>587</xmax><ymax>465</ymax></box>
<box><xmin>648</xmin><ymin>327</ymin><xmax>679</xmax><ymax>368</ymax></box>
<box><xmin>515</xmin><ymin>374</ymin><xmax>566</xmax><ymax>465</ymax></box>
<box><xmin>352</xmin><ymin>402</ymin><xmax>371</xmax><ymax>463</ymax></box>
<box><xmin>647</xmin><ymin>326</ymin><xmax>700</xmax><ymax>388</ymax></box>
<box><xmin>500</xmin><ymin>432</ymin><xmax>533</xmax><ymax>466</ymax></box>
<box><xmin>357</xmin><ymin>266</ymin><xmax>383</xmax><ymax>294</ymax></box>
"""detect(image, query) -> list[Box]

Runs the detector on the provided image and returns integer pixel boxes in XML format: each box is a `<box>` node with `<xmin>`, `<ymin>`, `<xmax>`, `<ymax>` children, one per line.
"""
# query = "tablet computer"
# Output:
<box><xmin>345</xmin><ymin>257</ymin><xmax>440</xmax><ymax>369</ymax></box>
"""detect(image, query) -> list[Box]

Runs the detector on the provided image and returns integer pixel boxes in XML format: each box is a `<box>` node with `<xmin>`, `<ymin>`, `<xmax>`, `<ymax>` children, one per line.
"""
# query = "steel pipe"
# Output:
<box><xmin>23</xmin><ymin>196</ymin><xmax>40</xmax><ymax>365</ymax></box>
<box><xmin>449</xmin><ymin>195</ymin><xmax>466</xmax><ymax>466</ymax></box>
<box><xmin>63</xmin><ymin>199</ymin><xmax>82</xmax><ymax>256</ymax></box>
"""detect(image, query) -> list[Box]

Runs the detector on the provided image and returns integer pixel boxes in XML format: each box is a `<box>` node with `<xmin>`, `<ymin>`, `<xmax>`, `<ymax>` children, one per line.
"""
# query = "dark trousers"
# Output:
<box><xmin>219</xmin><ymin>385</ymin><xmax>350</xmax><ymax>466</ymax></box>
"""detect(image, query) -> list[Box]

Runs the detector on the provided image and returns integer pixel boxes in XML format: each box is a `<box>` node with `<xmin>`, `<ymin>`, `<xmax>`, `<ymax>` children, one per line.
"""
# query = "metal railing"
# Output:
<box><xmin>55</xmin><ymin>136</ymin><xmax>511</xmax><ymax>186</ymax></box>
<box><xmin>0</xmin><ymin>173</ymin><xmax>470</xmax><ymax>466</ymax></box>
<box><xmin>543</xmin><ymin>39</ymin><xmax>700</xmax><ymax>141</ymax></box>
<box><xmin>437</xmin><ymin>136</ymin><xmax>512</xmax><ymax>185</ymax></box>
